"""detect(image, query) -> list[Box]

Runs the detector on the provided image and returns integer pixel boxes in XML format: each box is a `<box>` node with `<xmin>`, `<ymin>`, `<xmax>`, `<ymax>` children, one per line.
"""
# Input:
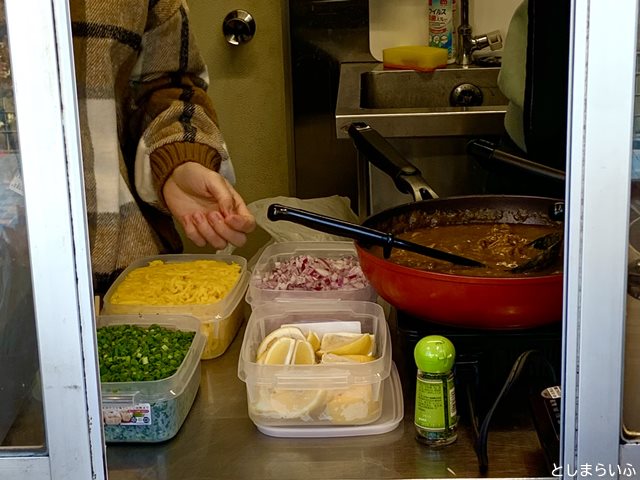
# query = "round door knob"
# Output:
<box><xmin>222</xmin><ymin>10</ymin><xmax>256</xmax><ymax>45</ymax></box>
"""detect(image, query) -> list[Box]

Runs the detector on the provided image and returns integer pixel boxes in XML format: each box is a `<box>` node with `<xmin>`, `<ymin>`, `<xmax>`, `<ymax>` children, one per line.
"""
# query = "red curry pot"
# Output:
<box><xmin>355</xmin><ymin>195</ymin><xmax>563</xmax><ymax>329</ymax></box>
<box><xmin>349</xmin><ymin>122</ymin><xmax>565</xmax><ymax>329</ymax></box>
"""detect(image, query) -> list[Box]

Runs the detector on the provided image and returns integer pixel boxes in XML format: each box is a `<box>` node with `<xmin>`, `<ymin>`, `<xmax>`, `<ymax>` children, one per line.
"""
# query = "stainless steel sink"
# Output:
<box><xmin>335</xmin><ymin>63</ymin><xmax>508</xmax><ymax>139</ymax></box>
<box><xmin>360</xmin><ymin>66</ymin><xmax>507</xmax><ymax>109</ymax></box>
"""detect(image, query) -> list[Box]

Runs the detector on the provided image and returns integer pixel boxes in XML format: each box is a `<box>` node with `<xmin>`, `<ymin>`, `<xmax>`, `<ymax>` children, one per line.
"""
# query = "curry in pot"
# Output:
<box><xmin>375</xmin><ymin>223</ymin><xmax>563</xmax><ymax>277</ymax></box>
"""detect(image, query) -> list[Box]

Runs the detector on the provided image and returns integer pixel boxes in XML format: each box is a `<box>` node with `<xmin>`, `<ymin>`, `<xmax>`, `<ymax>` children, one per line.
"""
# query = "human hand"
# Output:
<box><xmin>163</xmin><ymin>162</ymin><xmax>256</xmax><ymax>250</ymax></box>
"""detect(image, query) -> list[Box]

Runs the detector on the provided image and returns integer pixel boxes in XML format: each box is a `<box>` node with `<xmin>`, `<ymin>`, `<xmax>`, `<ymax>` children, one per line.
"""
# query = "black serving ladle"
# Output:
<box><xmin>267</xmin><ymin>203</ymin><xmax>486</xmax><ymax>268</ymax></box>
<box><xmin>510</xmin><ymin>231</ymin><xmax>564</xmax><ymax>274</ymax></box>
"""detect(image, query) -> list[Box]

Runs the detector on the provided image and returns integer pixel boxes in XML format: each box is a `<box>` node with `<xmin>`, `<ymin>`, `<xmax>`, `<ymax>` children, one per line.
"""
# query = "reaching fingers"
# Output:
<box><xmin>228</xmin><ymin>182</ymin><xmax>254</xmax><ymax>217</ymax></box>
<box><xmin>206</xmin><ymin>211</ymin><xmax>249</xmax><ymax>247</ymax></box>
<box><xmin>170</xmin><ymin>167</ymin><xmax>256</xmax><ymax>249</ymax></box>
<box><xmin>206</xmin><ymin>175</ymin><xmax>235</xmax><ymax>216</ymax></box>
<box><xmin>214</xmin><ymin>181</ymin><xmax>256</xmax><ymax>240</ymax></box>
<box><xmin>214</xmin><ymin>179</ymin><xmax>237</xmax><ymax>213</ymax></box>
<box><xmin>180</xmin><ymin>215</ymin><xmax>206</xmax><ymax>247</ymax></box>
<box><xmin>182</xmin><ymin>212</ymin><xmax>228</xmax><ymax>250</ymax></box>
<box><xmin>225</xmin><ymin>212</ymin><xmax>256</xmax><ymax>234</ymax></box>
<box><xmin>225</xmin><ymin>193</ymin><xmax>255</xmax><ymax>233</ymax></box>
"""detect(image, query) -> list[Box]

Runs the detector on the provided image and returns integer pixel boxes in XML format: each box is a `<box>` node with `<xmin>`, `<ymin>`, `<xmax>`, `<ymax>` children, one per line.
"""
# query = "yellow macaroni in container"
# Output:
<box><xmin>102</xmin><ymin>254</ymin><xmax>248</xmax><ymax>359</ymax></box>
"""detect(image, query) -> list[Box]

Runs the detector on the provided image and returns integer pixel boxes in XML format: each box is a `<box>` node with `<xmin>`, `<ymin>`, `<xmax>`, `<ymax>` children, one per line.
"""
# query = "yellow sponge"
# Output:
<box><xmin>382</xmin><ymin>46</ymin><xmax>448</xmax><ymax>72</ymax></box>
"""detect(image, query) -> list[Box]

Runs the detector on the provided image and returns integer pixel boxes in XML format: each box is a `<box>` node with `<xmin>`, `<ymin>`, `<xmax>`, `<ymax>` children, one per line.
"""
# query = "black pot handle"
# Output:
<box><xmin>348</xmin><ymin>122</ymin><xmax>439</xmax><ymax>201</ymax></box>
<box><xmin>467</xmin><ymin>138</ymin><xmax>566</xmax><ymax>183</ymax></box>
<box><xmin>468</xmin><ymin>139</ymin><xmax>566</xmax><ymax>221</ymax></box>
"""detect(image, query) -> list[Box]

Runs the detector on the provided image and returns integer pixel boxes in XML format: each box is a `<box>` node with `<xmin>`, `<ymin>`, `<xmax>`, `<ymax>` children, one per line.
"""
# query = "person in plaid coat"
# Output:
<box><xmin>69</xmin><ymin>0</ymin><xmax>255</xmax><ymax>294</ymax></box>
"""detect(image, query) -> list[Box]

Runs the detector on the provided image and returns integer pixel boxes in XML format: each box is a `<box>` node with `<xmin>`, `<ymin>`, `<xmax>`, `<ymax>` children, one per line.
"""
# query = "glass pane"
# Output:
<box><xmin>0</xmin><ymin>0</ymin><xmax>45</xmax><ymax>450</ymax></box>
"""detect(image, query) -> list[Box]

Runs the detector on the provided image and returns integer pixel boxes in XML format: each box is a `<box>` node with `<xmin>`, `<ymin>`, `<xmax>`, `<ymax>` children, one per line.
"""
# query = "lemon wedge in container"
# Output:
<box><xmin>320</xmin><ymin>353</ymin><xmax>376</xmax><ymax>364</ymax></box>
<box><xmin>255</xmin><ymin>326</ymin><xmax>306</xmax><ymax>360</ymax></box>
<box><xmin>257</xmin><ymin>337</ymin><xmax>296</xmax><ymax>365</ymax></box>
<box><xmin>270</xmin><ymin>390</ymin><xmax>326</xmax><ymax>418</ymax></box>
<box><xmin>254</xmin><ymin>389</ymin><xmax>326</xmax><ymax>420</ymax></box>
<box><xmin>291</xmin><ymin>340</ymin><xmax>316</xmax><ymax>365</ymax></box>
<box><xmin>319</xmin><ymin>332</ymin><xmax>375</xmax><ymax>357</ymax></box>
<box><xmin>306</xmin><ymin>331</ymin><xmax>321</xmax><ymax>352</ymax></box>
<box><xmin>326</xmin><ymin>385</ymin><xmax>376</xmax><ymax>424</ymax></box>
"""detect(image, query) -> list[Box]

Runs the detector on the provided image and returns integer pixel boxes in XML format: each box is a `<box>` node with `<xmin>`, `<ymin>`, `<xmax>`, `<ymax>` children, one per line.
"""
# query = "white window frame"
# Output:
<box><xmin>563</xmin><ymin>0</ymin><xmax>638</xmax><ymax>476</ymax></box>
<box><xmin>0</xmin><ymin>0</ymin><xmax>106</xmax><ymax>478</ymax></box>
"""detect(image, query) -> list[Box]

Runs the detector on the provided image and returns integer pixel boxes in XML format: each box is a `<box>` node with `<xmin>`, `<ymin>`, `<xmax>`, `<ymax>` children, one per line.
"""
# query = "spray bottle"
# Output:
<box><xmin>428</xmin><ymin>0</ymin><xmax>457</xmax><ymax>64</ymax></box>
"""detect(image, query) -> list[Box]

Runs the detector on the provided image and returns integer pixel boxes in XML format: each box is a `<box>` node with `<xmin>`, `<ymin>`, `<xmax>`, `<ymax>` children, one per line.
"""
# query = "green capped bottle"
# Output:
<box><xmin>413</xmin><ymin>335</ymin><xmax>458</xmax><ymax>446</ymax></box>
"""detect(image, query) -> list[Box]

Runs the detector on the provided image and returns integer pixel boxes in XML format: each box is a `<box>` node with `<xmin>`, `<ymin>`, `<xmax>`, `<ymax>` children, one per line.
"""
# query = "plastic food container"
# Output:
<box><xmin>102</xmin><ymin>254</ymin><xmax>248</xmax><ymax>359</ymax></box>
<box><xmin>255</xmin><ymin>362</ymin><xmax>403</xmax><ymax>438</ymax></box>
<box><xmin>245</xmin><ymin>241</ymin><xmax>377</xmax><ymax>306</ymax></box>
<box><xmin>98</xmin><ymin>314</ymin><xmax>206</xmax><ymax>443</ymax></box>
<box><xmin>238</xmin><ymin>301</ymin><xmax>392</xmax><ymax>428</ymax></box>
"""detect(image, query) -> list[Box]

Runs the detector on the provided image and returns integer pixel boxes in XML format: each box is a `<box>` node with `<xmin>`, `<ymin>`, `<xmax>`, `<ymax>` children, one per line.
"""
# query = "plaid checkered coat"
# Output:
<box><xmin>70</xmin><ymin>0</ymin><xmax>232</xmax><ymax>294</ymax></box>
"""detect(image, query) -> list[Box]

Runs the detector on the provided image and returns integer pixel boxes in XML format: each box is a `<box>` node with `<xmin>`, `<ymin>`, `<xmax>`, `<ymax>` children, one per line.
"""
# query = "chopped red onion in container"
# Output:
<box><xmin>255</xmin><ymin>255</ymin><xmax>369</xmax><ymax>291</ymax></box>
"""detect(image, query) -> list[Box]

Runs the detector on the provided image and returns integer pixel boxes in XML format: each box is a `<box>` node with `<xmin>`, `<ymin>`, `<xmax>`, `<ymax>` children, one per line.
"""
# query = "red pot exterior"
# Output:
<box><xmin>356</xmin><ymin>245</ymin><xmax>563</xmax><ymax>329</ymax></box>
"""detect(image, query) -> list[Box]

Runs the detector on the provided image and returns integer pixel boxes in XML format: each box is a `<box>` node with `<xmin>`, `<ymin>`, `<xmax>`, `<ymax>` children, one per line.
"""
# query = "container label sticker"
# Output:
<box><xmin>102</xmin><ymin>403</ymin><xmax>152</xmax><ymax>426</ymax></box>
<box><xmin>541</xmin><ymin>385</ymin><xmax>562</xmax><ymax>399</ymax></box>
<box><xmin>8</xmin><ymin>171</ymin><xmax>23</xmax><ymax>196</ymax></box>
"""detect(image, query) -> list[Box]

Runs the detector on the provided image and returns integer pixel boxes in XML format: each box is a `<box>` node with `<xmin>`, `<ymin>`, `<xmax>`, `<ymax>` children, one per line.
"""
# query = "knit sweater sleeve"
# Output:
<box><xmin>127</xmin><ymin>0</ymin><xmax>233</xmax><ymax>209</ymax></box>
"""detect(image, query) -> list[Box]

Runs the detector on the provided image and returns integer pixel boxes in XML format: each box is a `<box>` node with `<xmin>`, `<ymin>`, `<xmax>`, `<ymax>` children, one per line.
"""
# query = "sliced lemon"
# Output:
<box><xmin>320</xmin><ymin>353</ymin><xmax>376</xmax><ymax>364</ymax></box>
<box><xmin>259</xmin><ymin>337</ymin><xmax>296</xmax><ymax>365</ymax></box>
<box><xmin>342</xmin><ymin>354</ymin><xmax>376</xmax><ymax>363</ymax></box>
<box><xmin>306</xmin><ymin>331</ymin><xmax>321</xmax><ymax>352</ymax></box>
<box><xmin>319</xmin><ymin>332</ymin><xmax>361</xmax><ymax>352</ymax></box>
<box><xmin>256</xmin><ymin>350</ymin><xmax>267</xmax><ymax>364</ymax></box>
<box><xmin>256</xmin><ymin>326</ymin><xmax>306</xmax><ymax>359</ymax></box>
<box><xmin>268</xmin><ymin>389</ymin><xmax>326</xmax><ymax>419</ymax></box>
<box><xmin>291</xmin><ymin>340</ymin><xmax>316</xmax><ymax>365</ymax></box>
<box><xmin>326</xmin><ymin>385</ymin><xmax>377</xmax><ymax>424</ymax></box>
<box><xmin>320</xmin><ymin>332</ymin><xmax>375</xmax><ymax>356</ymax></box>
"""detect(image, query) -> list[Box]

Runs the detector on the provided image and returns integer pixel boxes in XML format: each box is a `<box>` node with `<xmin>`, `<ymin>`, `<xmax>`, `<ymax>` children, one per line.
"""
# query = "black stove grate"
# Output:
<box><xmin>395</xmin><ymin>313</ymin><xmax>561</xmax><ymax>402</ymax></box>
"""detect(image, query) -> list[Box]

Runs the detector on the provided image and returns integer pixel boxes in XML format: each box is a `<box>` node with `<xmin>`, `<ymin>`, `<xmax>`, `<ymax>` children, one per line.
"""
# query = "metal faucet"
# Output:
<box><xmin>457</xmin><ymin>0</ymin><xmax>503</xmax><ymax>67</ymax></box>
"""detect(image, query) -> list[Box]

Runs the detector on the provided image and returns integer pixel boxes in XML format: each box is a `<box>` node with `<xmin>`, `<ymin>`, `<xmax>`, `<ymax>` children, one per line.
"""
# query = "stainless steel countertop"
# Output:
<box><xmin>106</xmin><ymin>307</ymin><xmax>551</xmax><ymax>480</ymax></box>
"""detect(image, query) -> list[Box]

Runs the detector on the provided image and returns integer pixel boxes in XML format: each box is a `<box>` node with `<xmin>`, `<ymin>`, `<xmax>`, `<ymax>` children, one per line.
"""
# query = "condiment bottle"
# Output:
<box><xmin>413</xmin><ymin>335</ymin><xmax>458</xmax><ymax>446</ymax></box>
<box><xmin>428</xmin><ymin>0</ymin><xmax>457</xmax><ymax>64</ymax></box>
